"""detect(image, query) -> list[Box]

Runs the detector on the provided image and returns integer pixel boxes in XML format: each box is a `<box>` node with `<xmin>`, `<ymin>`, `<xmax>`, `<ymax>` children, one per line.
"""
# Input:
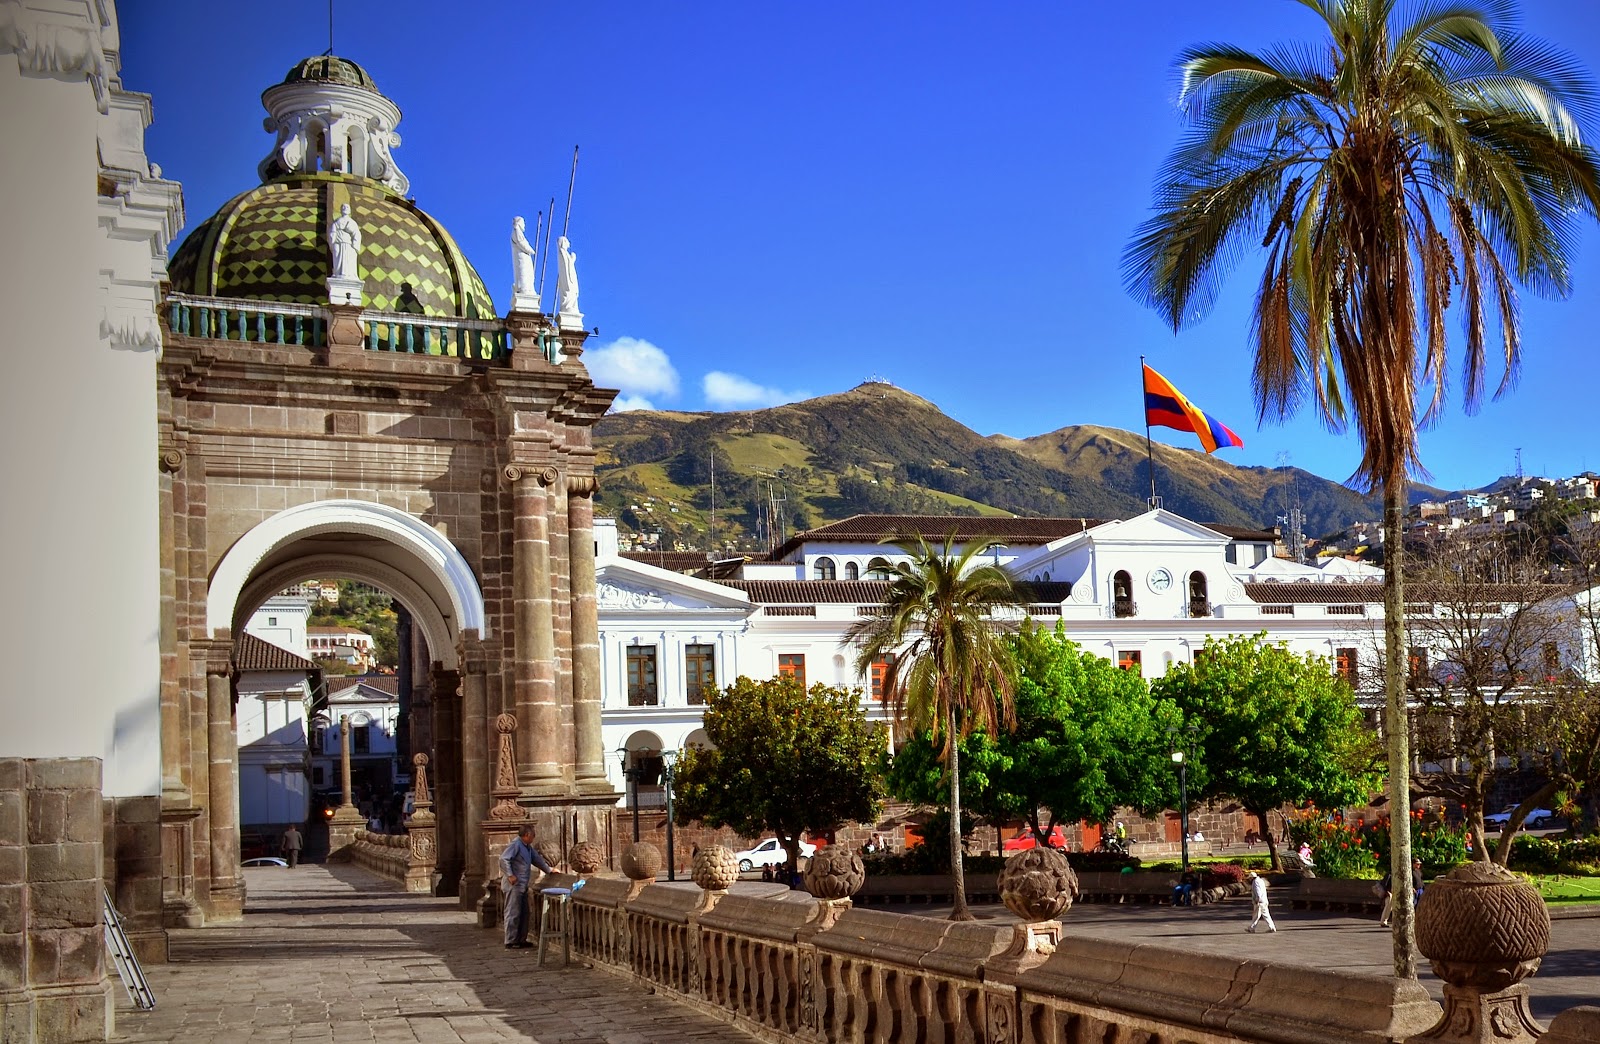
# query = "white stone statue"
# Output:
<box><xmin>511</xmin><ymin>216</ymin><xmax>539</xmax><ymax>311</ymax></box>
<box><xmin>556</xmin><ymin>234</ymin><xmax>582</xmax><ymax>327</ymax></box>
<box><xmin>328</xmin><ymin>204</ymin><xmax>361</xmax><ymax>281</ymax></box>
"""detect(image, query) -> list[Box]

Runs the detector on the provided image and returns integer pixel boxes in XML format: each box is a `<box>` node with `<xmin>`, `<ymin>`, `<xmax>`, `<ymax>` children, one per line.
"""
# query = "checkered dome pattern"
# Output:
<box><xmin>168</xmin><ymin>176</ymin><xmax>496</xmax><ymax>320</ymax></box>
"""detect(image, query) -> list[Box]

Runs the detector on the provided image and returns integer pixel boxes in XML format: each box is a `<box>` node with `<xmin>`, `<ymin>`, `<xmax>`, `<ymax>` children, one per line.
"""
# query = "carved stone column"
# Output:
<box><xmin>403</xmin><ymin>754</ymin><xmax>437</xmax><ymax>894</ymax></box>
<box><xmin>568</xmin><ymin>477</ymin><xmax>609</xmax><ymax>791</ymax></box>
<box><xmin>509</xmin><ymin>464</ymin><xmax>562</xmax><ymax>794</ymax></box>
<box><xmin>458</xmin><ymin>633</ymin><xmax>490</xmax><ymax>906</ymax></box>
<box><xmin>328</xmin><ymin>717</ymin><xmax>365</xmax><ymax>859</ymax></box>
<box><xmin>204</xmin><ymin>646</ymin><xmax>244</xmax><ymax>922</ymax></box>
<box><xmin>431</xmin><ymin>664</ymin><xmax>463</xmax><ymax>897</ymax></box>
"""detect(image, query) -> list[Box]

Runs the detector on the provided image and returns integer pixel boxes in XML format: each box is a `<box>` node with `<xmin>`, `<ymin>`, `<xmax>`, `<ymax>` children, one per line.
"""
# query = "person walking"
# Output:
<box><xmin>1246</xmin><ymin>871</ymin><xmax>1276</xmax><ymax>933</ymax></box>
<box><xmin>499</xmin><ymin>825</ymin><xmax>554</xmax><ymax>950</ymax></box>
<box><xmin>1378</xmin><ymin>870</ymin><xmax>1395</xmax><ymax>927</ymax></box>
<box><xmin>280</xmin><ymin>823</ymin><xmax>303</xmax><ymax>868</ymax></box>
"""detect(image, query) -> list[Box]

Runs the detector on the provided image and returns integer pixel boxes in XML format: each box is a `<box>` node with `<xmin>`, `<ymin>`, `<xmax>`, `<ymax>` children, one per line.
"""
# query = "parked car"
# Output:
<box><xmin>1484</xmin><ymin>806</ymin><xmax>1554</xmax><ymax>828</ymax></box>
<box><xmin>242</xmin><ymin>856</ymin><xmax>288</xmax><ymax>868</ymax></box>
<box><xmin>733</xmin><ymin>837</ymin><xmax>816</xmax><ymax>872</ymax></box>
<box><xmin>1002</xmin><ymin>826</ymin><xmax>1067</xmax><ymax>851</ymax></box>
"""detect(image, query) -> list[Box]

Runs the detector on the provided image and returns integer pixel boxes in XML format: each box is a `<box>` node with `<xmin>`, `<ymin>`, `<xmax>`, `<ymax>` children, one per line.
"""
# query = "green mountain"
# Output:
<box><xmin>593</xmin><ymin>382</ymin><xmax>1397</xmax><ymax>552</ymax></box>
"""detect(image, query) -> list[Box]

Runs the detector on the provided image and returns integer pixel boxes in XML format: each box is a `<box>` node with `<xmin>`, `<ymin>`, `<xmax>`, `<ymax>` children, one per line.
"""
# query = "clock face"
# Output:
<box><xmin>1148</xmin><ymin>567</ymin><xmax>1174</xmax><ymax>593</ymax></box>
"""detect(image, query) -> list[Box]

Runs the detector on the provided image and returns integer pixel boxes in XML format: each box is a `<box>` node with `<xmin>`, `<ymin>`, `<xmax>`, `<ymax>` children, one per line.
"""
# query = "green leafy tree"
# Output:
<box><xmin>846</xmin><ymin>534</ymin><xmax>1026</xmax><ymax>920</ymax></box>
<box><xmin>1151</xmin><ymin>633</ymin><xmax>1382</xmax><ymax>873</ymax></box>
<box><xmin>993</xmin><ymin>624</ymin><xmax>1184</xmax><ymax>839</ymax></box>
<box><xmin>1124</xmin><ymin>0</ymin><xmax>1600</xmax><ymax>975</ymax></box>
<box><xmin>672</xmin><ymin>676</ymin><xmax>886</xmax><ymax>876</ymax></box>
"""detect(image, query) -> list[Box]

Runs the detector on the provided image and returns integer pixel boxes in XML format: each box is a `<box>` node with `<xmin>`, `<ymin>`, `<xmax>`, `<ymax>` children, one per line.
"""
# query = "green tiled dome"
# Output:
<box><xmin>282</xmin><ymin>55</ymin><xmax>378</xmax><ymax>93</ymax></box>
<box><xmin>168</xmin><ymin>175</ymin><xmax>495</xmax><ymax>319</ymax></box>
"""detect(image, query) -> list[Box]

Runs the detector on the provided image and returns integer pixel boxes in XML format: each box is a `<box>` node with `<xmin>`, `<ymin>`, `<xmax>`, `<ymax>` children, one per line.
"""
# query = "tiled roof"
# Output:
<box><xmin>234</xmin><ymin>632</ymin><xmax>319</xmax><ymax>672</ymax></box>
<box><xmin>721</xmin><ymin>579</ymin><xmax>1074</xmax><ymax>605</ymax></box>
<box><xmin>328</xmin><ymin>674</ymin><xmax>401</xmax><ymax>697</ymax></box>
<box><xmin>1205</xmin><ymin>524</ymin><xmax>1279</xmax><ymax>541</ymax></box>
<box><xmin>771</xmin><ymin>515</ymin><xmax>1108</xmax><ymax>559</ymax></box>
<box><xmin>619</xmin><ymin>551</ymin><xmax>751</xmax><ymax>579</ymax></box>
<box><xmin>1244</xmin><ymin>581</ymin><xmax>1569</xmax><ymax>605</ymax></box>
<box><xmin>1245</xmin><ymin>582</ymin><xmax>1383</xmax><ymax>604</ymax></box>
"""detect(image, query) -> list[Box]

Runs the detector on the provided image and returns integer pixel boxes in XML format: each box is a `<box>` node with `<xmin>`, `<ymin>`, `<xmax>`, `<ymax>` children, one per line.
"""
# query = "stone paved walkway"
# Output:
<box><xmin>112</xmin><ymin>865</ymin><xmax>757</xmax><ymax>1044</ymax></box>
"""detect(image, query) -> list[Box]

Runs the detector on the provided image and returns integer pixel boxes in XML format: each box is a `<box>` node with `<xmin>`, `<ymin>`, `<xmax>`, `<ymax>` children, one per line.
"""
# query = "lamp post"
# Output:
<box><xmin>615</xmin><ymin>746</ymin><xmax>640</xmax><ymax>842</ymax></box>
<box><xmin>1171</xmin><ymin>748</ymin><xmax>1189</xmax><ymax>875</ymax></box>
<box><xmin>662</xmin><ymin>749</ymin><xmax>679</xmax><ymax>881</ymax></box>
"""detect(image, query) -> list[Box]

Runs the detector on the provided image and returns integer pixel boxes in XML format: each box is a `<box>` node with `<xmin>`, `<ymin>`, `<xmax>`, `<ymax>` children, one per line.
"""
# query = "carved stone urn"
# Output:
<box><xmin>1407</xmin><ymin>861</ymin><xmax>1550</xmax><ymax>1044</ymax></box>
<box><xmin>568</xmin><ymin>840</ymin><xmax>605</xmax><ymax>876</ymax></box>
<box><xmin>620</xmin><ymin>841</ymin><xmax>662</xmax><ymax>900</ymax></box>
<box><xmin>996</xmin><ymin>847</ymin><xmax>1078</xmax><ymax>965</ymax></box>
<box><xmin>802</xmin><ymin>846</ymin><xmax>865</xmax><ymax>930</ymax></box>
<box><xmin>691</xmin><ymin>844</ymin><xmax>739</xmax><ymax>913</ymax></box>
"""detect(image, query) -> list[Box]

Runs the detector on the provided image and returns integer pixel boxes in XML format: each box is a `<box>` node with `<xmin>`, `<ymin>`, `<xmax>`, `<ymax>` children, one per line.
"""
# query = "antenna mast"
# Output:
<box><xmin>561</xmin><ymin>146</ymin><xmax>579</xmax><ymax>236</ymax></box>
<box><xmin>326</xmin><ymin>0</ymin><xmax>334</xmax><ymax>55</ymax></box>
<box><xmin>537</xmin><ymin>196</ymin><xmax>555</xmax><ymax>298</ymax></box>
<box><xmin>1273</xmin><ymin>451</ymin><xmax>1306</xmax><ymax>564</ymax></box>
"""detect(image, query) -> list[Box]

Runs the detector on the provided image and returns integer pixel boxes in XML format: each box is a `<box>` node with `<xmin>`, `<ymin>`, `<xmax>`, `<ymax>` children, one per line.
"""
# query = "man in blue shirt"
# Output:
<box><xmin>499</xmin><ymin>825</ymin><xmax>555</xmax><ymax>949</ymax></box>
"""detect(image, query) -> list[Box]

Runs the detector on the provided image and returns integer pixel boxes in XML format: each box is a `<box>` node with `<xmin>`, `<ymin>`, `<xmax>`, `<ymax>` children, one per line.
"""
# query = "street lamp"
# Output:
<box><xmin>1171</xmin><ymin>748</ymin><xmax>1189</xmax><ymax>876</ymax></box>
<box><xmin>615</xmin><ymin>746</ymin><xmax>640</xmax><ymax>842</ymax></box>
<box><xmin>662</xmin><ymin>749</ymin><xmax>679</xmax><ymax>881</ymax></box>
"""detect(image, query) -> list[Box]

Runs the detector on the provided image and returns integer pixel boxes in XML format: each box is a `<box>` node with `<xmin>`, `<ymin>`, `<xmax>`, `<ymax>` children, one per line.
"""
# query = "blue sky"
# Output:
<box><xmin>121</xmin><ymin>1</ymin><xmax>1600</xmax><ymax>493</ymax></box>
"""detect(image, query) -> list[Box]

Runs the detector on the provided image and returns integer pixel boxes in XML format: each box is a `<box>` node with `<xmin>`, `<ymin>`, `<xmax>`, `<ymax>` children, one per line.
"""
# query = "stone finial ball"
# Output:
<box><xmin>803</xmin><ymin>845</ymin><xmax>865</xmax><ymax>901</ymax></box>
<box><xmin>534</xmin><ymin>839</ymin><xmax>562</xmax><ymax>870</ymax></box>
<box><xmin>568</xmin><ymin>840</ymin><xmax>604</xmax><ymax>875</ymax></box>
<box><xmin>413</xmin><ymin>752</ymin><xmax>429</xmax><ymax>767</ymax></box>
<box><xmin>999</xmin><ymin>846</ymin><xmax>1078</xmax><ymax>923</ymax></box>
<box><xmin>620</xmin><ymin>841</ymin><xmax>663</xmax><ymax>882</ymax></box>
<box><xmin>495</xmin><ymin>713</ymin><xmax>517</xmax><ymax>734</ymax></box>
<box><xmin>1415</xmin><ymin>860</ymin><xmax>1550</xmax><ymax>990</ymax></box>
<box><xmin>692</xmin><ymin>845</ymin><xmax>739</xmax><ymax>892</ymax></box>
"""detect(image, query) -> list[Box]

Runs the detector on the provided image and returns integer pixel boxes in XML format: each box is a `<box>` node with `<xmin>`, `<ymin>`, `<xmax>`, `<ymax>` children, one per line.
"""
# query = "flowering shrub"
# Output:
<box><xmin>1285</xmin><ymin>808</ymin><xmax>1378</xmax><ymax>878</ymax></box>
<box><xmin>1361</xmin><ymin>809</ymin><xmax>1471</xmax><ymax>874</ymax></box>
<box><xmin>1509</xmin><ymin>835</ymin><xmax>1562</xmax><ymax>873</ymax></box>
<box><xmin>1200</xmin><ymin>863</ymin><xmax>1247</xmax><ymax>887</ymax></box>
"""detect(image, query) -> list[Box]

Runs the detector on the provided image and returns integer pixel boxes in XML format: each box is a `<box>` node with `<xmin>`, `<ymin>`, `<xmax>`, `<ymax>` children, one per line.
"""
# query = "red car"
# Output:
<box><xmin>1002</xmin><ymin>825</ymin><xmax>1066</xmax><ymax>851</ymax></box>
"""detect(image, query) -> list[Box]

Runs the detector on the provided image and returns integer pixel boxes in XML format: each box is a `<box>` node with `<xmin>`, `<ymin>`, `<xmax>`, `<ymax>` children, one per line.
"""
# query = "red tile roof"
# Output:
<box><xmin>329</xmin><ymin>673</ymin><xmax>400</xmax><ymax>696</ymax></box>
<box><xmin>233</xmin><ymin>632</ymin><xmax>319</xmax><ymax>672</ymax></box>
<box><xmin>721</xmin><ymin>579</ymin><xmax>1074</xmax><ymax>605</ymax></box>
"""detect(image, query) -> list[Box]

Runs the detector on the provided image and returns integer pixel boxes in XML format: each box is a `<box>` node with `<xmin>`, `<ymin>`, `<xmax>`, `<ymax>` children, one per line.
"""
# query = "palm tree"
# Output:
<box><xmin>1124</xmin><ymin>0</ymin><xmax>1600</xmax><ymax>977</ymax></box>
<box><xmin>847</xmin><ymin>534</ymin><xmax>1026</xmax><ymax>921</ymax></box>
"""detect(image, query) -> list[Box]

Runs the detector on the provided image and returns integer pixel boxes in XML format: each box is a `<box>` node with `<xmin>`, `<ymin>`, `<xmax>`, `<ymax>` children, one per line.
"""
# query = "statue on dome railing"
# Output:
<box><xmin>556</xmin><ymin>234</ymin><xmax>583</xmax><ymax>330</ymax></box>
<box><xmin>511</xmin><ymin>216</ymin><xmax>540</xmax><ymax>313</ymax></box>
<box><xmin>328</xmin><ymin>204</ymin><xmax>362</xmax><ymax>281</ymax></box>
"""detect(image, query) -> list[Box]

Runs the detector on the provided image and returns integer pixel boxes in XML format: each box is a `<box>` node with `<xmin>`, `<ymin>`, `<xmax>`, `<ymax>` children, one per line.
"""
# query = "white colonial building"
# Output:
<box><xmin>233</xmin><ymin>633</ymin><xmax>317</xmax><ymax>832</ymax></box>
<box><xmin>310</xmin><ymin>676</ymin><xmax>402</xmax><ymax>795</ymax></box>
<box><xmin>595</xmin><ymin>509</ymin><xmax>1422</xmax><ymax>804</ymax></box>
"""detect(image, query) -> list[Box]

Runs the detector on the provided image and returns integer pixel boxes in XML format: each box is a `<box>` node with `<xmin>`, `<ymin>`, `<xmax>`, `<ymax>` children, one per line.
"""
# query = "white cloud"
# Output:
<box><xmin>609</xmin><ymin>394</ymin><xmax>658</xmax><ymax>412</ymax></box>
<box><xmin>585</xmin><ymin>337</ymin><xmax>680</xmax><ymax>401</ymax></box>
<box><xmin>702</xmin><ymin>371</ymin><xmax>809</xmax><ymax>410</ymax></box>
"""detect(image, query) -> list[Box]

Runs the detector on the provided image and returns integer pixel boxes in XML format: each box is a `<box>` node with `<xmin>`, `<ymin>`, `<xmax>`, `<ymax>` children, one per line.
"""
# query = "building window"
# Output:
<box><xmin>869</xmin><ymin>653</ymin><xmax>896</xmax><ymax>700</ymax></box>
<box><xmin>1188</xmin><ymin>572</ymin><xmax>1209</xmax><ymax>617</ymax></box>
<box><xmin>684</xmin><ymin>644</ymin><xmax>716</xmax><ymax>705</ymax></box>
<box><xmin>1113</xmin><ymin>570</ymin><xmax>1135</xmax><ymax>617</ymax></box>
<box><xmin>866</xmin><ymin>557</ymin><xmax>893</xmax><ymax>581</ymax></box>
<box><xmin>778</xmin><ymin>654</ymin><xmax>806</xmax><ymax>689</ymax></box>
<box><xmin>627</xmin><ymin>646</ymin><xmax>659</xmax><ymax>706</ymax></box>
<box><xmin>312</xmin><ymin>766</ymin><xmax>325</xmax><ymax>786</ymax></box>
<box><xmin>845</xmin><ymin>562</ymin><xmax>860</xmax><ymax>581</ymax></box>
<box><xmin>1117</xmin><ymin>650</ymin><xmax>1142</xmax><ymax>675</ymax></box>
<box><xmin>1336</xmin><ymin>648</ymin><xmax>1359</xmax><ymax>686</ymax></box>
<box><xmin>1409</xmin><ymin>646</ymin><xmax>1429</xmax><ymax>682</ymax></box>
<box><xmin>813</xmin><ymin>557</ymin><xmax>836</xmax><ymax>581</ymax></box>
<box><xmin>268</xmin><ymin>616</ymin><xmax>278</xmax><ymax>626</ymax></box>
<box><xmin>310</xmin><ymin>726</ymin><xmax>324</xmax><ymax>754</ymax></box>
<box><xmin>352</xmin><ymin>725</ymin><xmax>370</xmax><ymax>753</ymax></box>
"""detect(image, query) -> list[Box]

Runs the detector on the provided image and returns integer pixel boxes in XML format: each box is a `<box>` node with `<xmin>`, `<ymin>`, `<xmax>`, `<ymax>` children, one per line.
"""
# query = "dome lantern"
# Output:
<box><xmin>257</xmin><ymin>55</ymin><xmax>409</xmax><ymax>195</ymax></box>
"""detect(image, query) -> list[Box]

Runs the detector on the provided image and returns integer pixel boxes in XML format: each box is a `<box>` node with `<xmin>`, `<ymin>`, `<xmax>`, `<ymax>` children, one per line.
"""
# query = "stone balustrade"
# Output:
<box><xmin>557</xmin><ymin>843</ymin><xmax>1599</xmax><ymax>1044</ymax></box>
<box><xmin>166</xmin><ymin>293</ymin><xmax>327</xmax><ymax>347</ymax></box>
<box><xmin>347</xmin><ymin>830</ymin><xmax>435</xmax><ymax>893</ymax></box>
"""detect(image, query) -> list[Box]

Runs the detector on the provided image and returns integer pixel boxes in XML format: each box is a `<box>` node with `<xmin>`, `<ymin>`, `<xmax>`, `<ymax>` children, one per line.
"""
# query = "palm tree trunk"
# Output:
<box><xmin>1382</xmin><ymin>471</ymin><xmax>1416</xmax><ymax>979</ymax></box>
<box><xmin>948</xmin><ymin>704</ymin><xmax>971</xmax><ymax>921</ymax></box>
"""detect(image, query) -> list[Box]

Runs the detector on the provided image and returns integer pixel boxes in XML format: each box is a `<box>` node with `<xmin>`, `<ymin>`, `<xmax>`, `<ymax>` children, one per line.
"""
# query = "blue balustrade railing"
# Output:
<box><xmin>357</xmin><ymin>308</ymin><xmax>510</xmax><ymax>362</ymax></box>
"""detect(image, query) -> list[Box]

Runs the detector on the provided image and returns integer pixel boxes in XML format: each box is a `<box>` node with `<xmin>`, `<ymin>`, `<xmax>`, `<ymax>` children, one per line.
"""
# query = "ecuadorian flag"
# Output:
<box><xmin>1142</xmin><ymin>365</ymin><xmax>1244</xmax><ymax>454</ymax></box>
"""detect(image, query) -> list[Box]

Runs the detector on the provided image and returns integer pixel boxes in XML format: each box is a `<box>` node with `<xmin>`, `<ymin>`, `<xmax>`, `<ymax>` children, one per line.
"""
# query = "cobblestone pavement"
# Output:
<box><xmin>113</xmin><ymin>865</ymin><xmax>757</xmax><ymax>1044</ymax></box>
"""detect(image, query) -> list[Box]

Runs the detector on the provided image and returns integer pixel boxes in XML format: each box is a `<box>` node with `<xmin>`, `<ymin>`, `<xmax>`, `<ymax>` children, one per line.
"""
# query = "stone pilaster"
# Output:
<box><xmin>509</xmin><ymin>464</ymin><xmax>562</xmax><ymax>795</ymax></box>
<box><xmin>325</xmin><ymin>302</ymin><xmax>365</xmax><ymax>364</ymax></box>
<box><xmin>431</xmin><ymin>665</ymin><xmax>463</xmax><ymax>897</ymax></box>
<box><xmin>203</xmin><ymin>646</ymin><xmax>243</xmax><ymax>922</ymax></box>
<box><xmin>104</xmin><ymin>796</ymin><xmax>166</xmax><ymax>964</ymax></box>
<box><xmin>458</xmin><ymin>634</ymin><xmax>490</xmax><ymax>907</ymax></box>
<box><xmin>0</xmin><ymin>758</ymin><xmax>114</xmax><ymax>1044</ymax></box>
<box><xmin>568</xmin><ymin>478</ymin><xmax>609</xmax><ymax>792</ymax></box>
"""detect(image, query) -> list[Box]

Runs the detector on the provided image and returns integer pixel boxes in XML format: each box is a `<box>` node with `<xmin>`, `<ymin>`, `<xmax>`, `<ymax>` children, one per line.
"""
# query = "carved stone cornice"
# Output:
<box><xmin>0</xmin><ymin>0</ymin><xmax>111</xmax><ymax>113</ymax></box>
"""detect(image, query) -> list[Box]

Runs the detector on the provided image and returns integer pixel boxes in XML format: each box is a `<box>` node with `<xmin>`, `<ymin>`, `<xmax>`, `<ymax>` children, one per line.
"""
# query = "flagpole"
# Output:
<box><xmin>1140</xmin><ymin>355</ymin><xmax>1158</xmax><ymax>508</ymax></box>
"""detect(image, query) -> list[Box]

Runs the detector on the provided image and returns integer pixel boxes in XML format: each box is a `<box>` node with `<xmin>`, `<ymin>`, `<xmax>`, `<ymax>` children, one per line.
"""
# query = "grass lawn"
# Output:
<box><xmin>1526</xmin><ymin>874</ymin><xmax>1600</xmax><ymax>904</ymax></box>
